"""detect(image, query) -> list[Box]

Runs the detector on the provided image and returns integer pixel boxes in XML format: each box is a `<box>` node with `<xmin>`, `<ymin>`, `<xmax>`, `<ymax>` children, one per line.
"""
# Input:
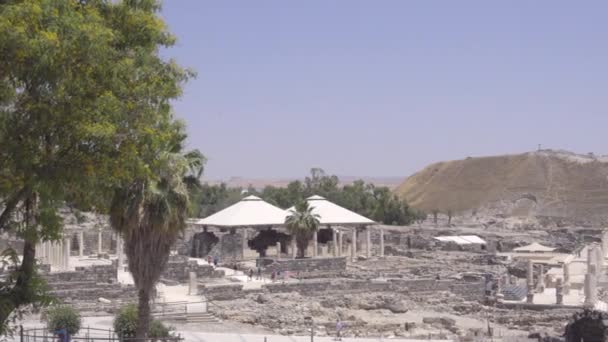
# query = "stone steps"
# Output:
<box><xmin>153</xmin><ymin>311</ymin><xmax>219</xmax><ymax>323</ymax></box>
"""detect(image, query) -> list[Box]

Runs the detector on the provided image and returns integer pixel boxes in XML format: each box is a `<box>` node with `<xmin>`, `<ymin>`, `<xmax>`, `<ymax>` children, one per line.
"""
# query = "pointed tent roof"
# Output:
<box><xmin>287</xmin><ymin>195</ymin><xmax>375</xmax><ymax>225</ymax></box>
<box><xmin>195</xmin><ymin>195</ymin><xmax>288</xmax><ymax>227</ymax></box>
<box><xmin>513</xmin><ymin>242</ymin><xmax>556</xmax><ymax>253</ymax></box>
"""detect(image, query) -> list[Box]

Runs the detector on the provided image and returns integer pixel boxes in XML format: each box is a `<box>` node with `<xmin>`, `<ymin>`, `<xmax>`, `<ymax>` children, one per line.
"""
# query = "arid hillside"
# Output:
<box><xmin>396</xmin><ymin>150</ymin><xmax>608</xmax><ymax>220</ymax></box>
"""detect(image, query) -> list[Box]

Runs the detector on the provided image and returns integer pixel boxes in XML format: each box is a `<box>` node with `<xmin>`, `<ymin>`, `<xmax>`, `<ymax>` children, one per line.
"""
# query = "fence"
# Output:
<box><xmin>18</xmin><ymin>327</ymin><xmax>183</xmax><ymax>342</ymax></box>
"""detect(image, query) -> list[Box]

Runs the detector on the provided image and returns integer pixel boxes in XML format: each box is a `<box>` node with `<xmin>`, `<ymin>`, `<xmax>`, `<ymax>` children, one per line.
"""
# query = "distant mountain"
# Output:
<box><xmin>204</xmin><ymin>175</ymin><xmax>404</xmax><ymax>190</ymax></box>
<box><xmin>395</xmin><ymin>150</ymin><xmax>608</xmax><ymax>220</ymax></box>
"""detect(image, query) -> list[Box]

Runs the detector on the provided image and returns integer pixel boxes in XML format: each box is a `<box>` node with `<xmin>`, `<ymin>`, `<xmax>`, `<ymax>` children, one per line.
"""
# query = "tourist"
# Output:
<box><xmin>271</xmin><ymin>270</ymin><xmax>276</xmax><ymax>282</ymax></box>
<box><xmin>257</xmin><ymin>267</ymin><xmax>262</xmax><ymax>280</ymax></box>
<box><xmin>335</xmin><ymin>318</ymin><xmax>343</xmax><ymax>341</ymax></box>
<box><xmin>54</xmin><ymin>327</ymin><xmax>69</xmax><ymax>342</ymax></box>
<box><xmin>207</xmin><ymin>255</ymin><xmax>212</xmax><ymax>265</ymax></box>
<box><xmin>248</xmin><ymin>268</ymin><xmax>254</xmax><ymax>281</ymax></box>
<box><xmin>213</xmin><ymin>255</ymin><xmax>218</xmax><ymax>268</ymax></box>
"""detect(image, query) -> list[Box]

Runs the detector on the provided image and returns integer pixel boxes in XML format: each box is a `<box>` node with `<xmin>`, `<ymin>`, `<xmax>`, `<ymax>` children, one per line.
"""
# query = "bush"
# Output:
<box><xmin>45</xmin><ymin>305</ymin><xmax>81</xmax><ymax>336</ymax></box>
<box><xmin>113</xmin><ymin>304</ymin><xmax>173</xmax><ymax>339</ymax></box>
<box><xmin>149</xmin><ymin>320</ymin><xmax>171</xmax><ymax>338</ymax></box>
<box><xmin>113</xmin><ymin>304</ymin><xmax>138</xmax><ymax>338</ymax></box>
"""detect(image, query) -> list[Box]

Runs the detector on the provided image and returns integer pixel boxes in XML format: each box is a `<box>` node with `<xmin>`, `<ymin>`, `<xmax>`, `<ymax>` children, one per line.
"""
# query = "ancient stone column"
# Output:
<box><xmin>526</xmin><ymin>260</ymin><xmax>534</xmax><ymax>290</ymax></box>
<box><xmin>44</xmin><ymin>242</ymin><xmax>50</xmax><ymax>265</ymax></box>
<box><xmin>312</xmin><ymin>231</ymin><xmax>318</xmax><ymax>258</ymax></box>
<box><xmin>584</xmin><ymin>265</ymin><xmax>598</xmax><ymax>308</ymax></box>
<box><xmin>556</xmin><ymin>278</ymin><xmax>564</xmax><ymax>305</ymax></box>
<box><xmin>117</xmin><ymin>236</ymin><xmax>124</xmax><ymax>270</ymax></box>
<box><xmin>63</xmin><ymin>237</ymin><xmax>71</xmax><ymax>271</ymax></box>
<box><xmin>189</xmin><ymin>271</ymin><xmax>197</xmax><ymax>295</ymax></box>
<box><xmin>563</xmin><ymin>262</ymin><xmax>571</xmax><ymax>295</ymax></box>
<box><xmin>78</xmin><ymin>231</ymin><xmax>84</xmax><ymax>257</ymax></box>
<box><xmin>276</xmin><ymin>242</ymin><xmax>282</xmax><ymax>260</ymax></box>
<box><xmin>351</xmin><ymin>230</ymin><xmax>357</xmax><ymax>262</ymax></box>
<box><xmin>379</xmin><ymin>229</ymin><xmax>385</xmax><ymax>257</ymax></box>
<box><xmin>338</xmin><ymin>231</ymin><xmax>343</xmax><ymax>257</ymax></box>
<box><xmin>595</xmin><ymin>244</ymin><xmax>603</xmax><ymax>274</ymax></box>
<box><xmin>537</xmin><ymin>264</ymin><xmax>545</xmax><ymax>292</ymax></box>
<box><xmin>603</xmin><ymin>230</ymin><xmax>608</xmax><ymax>258</ymax></box>
<box><xmin>332</xmin><ymin>229</ymin><xmax>338</xmax><ymax>257</ymax></box>
<box><xmin>366</xmin><ymin>228</ymin><xmax>371</xmax><ymax>258</ymax></box>
<box><xmin>242</xmin><ymin>230</ymin><xmax>248</xmax><ymax>260</ymax></box>
<box><xmin>587</xmin><ymin>246</ymin><xmax>596</xmax><ymax>270</ymax></box>
<box><xmin>98</xmin><ymin>229</ymin><xmax>103</xmax><ymax>255</ymax></box>
<box><xmin>291</xmin><ymin>238</ymin><xmax>297</xmax><ymax>259</ymax></box>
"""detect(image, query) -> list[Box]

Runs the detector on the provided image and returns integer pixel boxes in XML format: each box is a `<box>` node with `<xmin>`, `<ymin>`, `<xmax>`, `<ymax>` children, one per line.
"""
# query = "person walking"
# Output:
<box><xmin>335</xmin><ymin>318</ymin><xmax>344</xmax><ymax>341</ymax></box>
<box><xmin>271</xmin><ymin>270</ymin><xmax>276</xmax><ymax>282</ymax></box>
<box><xmin>213</xmin><ymin>255</ymin><xmax>219</xmax><ymax>268</ymax></box>
<box><xmin>257</xmin><ymin>267</ymin><xmax>262</xmax><ymax>280</ymax></box>
<box><xmin>248</xmin><ymin>268</ymin><xmax>254</xmax><ymax>281</ymax></box>
<box><xmin>207</xmin><ymin>255</ymin><xmax>212</xmax><ymax>265</ymax></box>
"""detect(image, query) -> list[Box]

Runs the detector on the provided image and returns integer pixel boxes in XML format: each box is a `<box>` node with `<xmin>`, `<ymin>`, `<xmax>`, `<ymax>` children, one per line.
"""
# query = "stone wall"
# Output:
<box><xmin>43</xmin><ymin>264</ymin><xmax>117</xmax><ymax>284</ymax></box>
<box><xmin>264</xmin><ymin>257</ymin><xmax>347</xmax><ymax>273</ymax></box>
<box><xmin>161</xmin><ymin>256</ymin><xmax>224</xmax><ymax>282</ymax></box>
<box><xmin>42</xmin><ymin>264</ymin><xmax>136</xmax><ymax>305</ymax></box>
<box><xmin>199</xmin><ymin>283</ymin><xmax>244</xmax><ymax>300</ymax></box>
<box><xmin>263</xmin><ymin>277</ymin><xmax>487</xmax><ymax>301</ymax></box>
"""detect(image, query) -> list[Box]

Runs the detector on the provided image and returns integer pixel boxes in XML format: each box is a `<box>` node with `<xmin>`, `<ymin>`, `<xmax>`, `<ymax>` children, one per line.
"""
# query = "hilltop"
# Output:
<box><xmin>395</xmin><ymin>150</ymin><xmax>608</xmax><ymax>221</ymax></box>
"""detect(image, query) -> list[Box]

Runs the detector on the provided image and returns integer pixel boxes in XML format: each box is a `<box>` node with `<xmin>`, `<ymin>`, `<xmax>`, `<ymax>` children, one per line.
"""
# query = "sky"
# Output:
<box><xmin>159</xmin><ymin>1</ymin><xmax>608</xmax><ymax>180</ymax></box>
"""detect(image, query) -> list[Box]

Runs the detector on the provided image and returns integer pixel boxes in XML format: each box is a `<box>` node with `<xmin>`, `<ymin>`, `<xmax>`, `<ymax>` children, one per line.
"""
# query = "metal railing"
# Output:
<box><xmin>18</xmin><ymin>327</ymin><xmax>183</xmax><ymax>342</ymax></box>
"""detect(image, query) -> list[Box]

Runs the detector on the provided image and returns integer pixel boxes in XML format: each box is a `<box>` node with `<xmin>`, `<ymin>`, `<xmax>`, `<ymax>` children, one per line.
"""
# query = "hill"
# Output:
<box><xmin>395</xmin><ymin>150</ymin><xmax>608</xmax><ymax>220</ymax></box>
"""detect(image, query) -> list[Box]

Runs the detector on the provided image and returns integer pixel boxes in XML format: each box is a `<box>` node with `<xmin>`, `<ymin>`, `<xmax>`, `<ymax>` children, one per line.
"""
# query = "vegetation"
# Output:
<box><xmin>191</xmin><ymin>169</ymin><xmax>417</xmax><ymax>225</ymax></box>
<box><xmin>110</xmin><ymin>140</ymin><xmax>204</xmax><ymax>338</ymax></box>
<box><xmin>45</xmin><ymin>305</ymin><xmax>81</xmax><ymax>336</ymax></box>
<box><xmin>285</xmin><ymin>201</ymin><xmax>321</xmax><ymax>258</ymax></box>
<box><xmin>0</xmin><ymin>0</ymin><xmax>193</xmax><ymax>336</ymax></box>
<box><xmin>113</xmin><ymin>304</ymin><xmax>173</xmax><ymax>340</ymax></box>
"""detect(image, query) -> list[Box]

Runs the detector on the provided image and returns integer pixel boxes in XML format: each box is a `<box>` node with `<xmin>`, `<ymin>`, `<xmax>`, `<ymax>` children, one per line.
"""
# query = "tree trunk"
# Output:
<box><xmin>0</xmin><ymin>194</ymin><xmax>37</xmax><ymax>334</ymax></box>
<box><xmin>135</xmin><ymin>288</ymin><xmax>151</xmax><ymax>338</ymax></box>
<box><xmin>297</xmin><ymin>239</ymin><xmax>308</xmax><ymax>259</ymax></box>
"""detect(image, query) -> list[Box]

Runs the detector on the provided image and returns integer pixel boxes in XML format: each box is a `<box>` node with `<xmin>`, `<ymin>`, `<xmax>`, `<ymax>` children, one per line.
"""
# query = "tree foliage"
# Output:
<box><xmin>192</xmin><ymin>169</ymin><xmax>416</xmax><ymax>225</ymax></box>
<box><xmin>113</xmin><ymin>304</ymin><xmax>173</xmax><ymax>339</ymax></box>
<box><xmin>285</xmin><ymin>201</ymin><xmax>321</xmax><ymax>258</ymax></box>
<box><xmin>45</xmin><ymin>305</ymin><xmax>81</xmax><ymax>336</ymax></box>
<box><xmin>0</xmin><ymin>0</ymin><xmax>192</xmax><ymax>334</ymax></box>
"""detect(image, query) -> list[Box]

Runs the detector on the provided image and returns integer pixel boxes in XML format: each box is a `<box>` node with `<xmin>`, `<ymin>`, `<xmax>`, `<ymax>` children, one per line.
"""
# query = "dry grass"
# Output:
<box><xmin>395</xmin><ymin>152</ymin><xmax>608</xmax><ymax>218</ymax></box>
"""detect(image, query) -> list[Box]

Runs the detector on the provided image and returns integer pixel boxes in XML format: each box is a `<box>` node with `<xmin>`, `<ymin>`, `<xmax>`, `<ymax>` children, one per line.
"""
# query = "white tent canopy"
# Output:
<box><xmin>195</xmin><ymin>195</ymin><xmax>288</xmax><ymax>227</ymax></box>
<box><xmin>513</xmin><ymin>242</ymin><xmax>556</xmax><ymax>253</ymax></box>
<box><xmin>434</xmin><ymin>235</ymin><xmax>486</xmax><ymax>245</ymax></box>
<box><xmin>287</xmin><ymin>195</ymin><xmax>375</xmax><ymax>226</ymax></box>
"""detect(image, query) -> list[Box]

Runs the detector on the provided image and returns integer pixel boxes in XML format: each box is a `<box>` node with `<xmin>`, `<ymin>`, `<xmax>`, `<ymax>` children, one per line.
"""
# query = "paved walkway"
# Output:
<box><xmin>174</xmin><ymin>331</ymin><xmax>451</xmax><ymax>342</ymax></box>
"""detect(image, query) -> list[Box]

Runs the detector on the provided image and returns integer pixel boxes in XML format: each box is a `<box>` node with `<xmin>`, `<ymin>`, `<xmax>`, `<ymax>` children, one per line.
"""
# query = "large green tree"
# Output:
<box><xmin>109</xmin><ymin>131</ymin><xmax>204</xmax><ymax>338</ymax></box>
<box><xmin>0</xmin><ymin>0</ymin><xmax>190</xmax><ymax>333</ymax></box>
<box><xmin>285</xmin><ymin>200</ymin><xmax>320</xmax><ymax>258</ymax></box>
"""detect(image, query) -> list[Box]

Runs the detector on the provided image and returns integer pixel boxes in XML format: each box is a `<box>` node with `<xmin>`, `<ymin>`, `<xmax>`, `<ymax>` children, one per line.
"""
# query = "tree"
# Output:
<box><xmin>0</xmin><ymin>0</ymin><xmax>190</xmax><ymax>333</ymax></box>
<box><xmin>109</xmin><ymin>132</ymin><xmax>204</xmax><ymax>338</ymax></box>
<box><xmin>414</xmin><ymin>210</ymin><xmax>427</xmax><ymax>227</ymax></box>
<box><xmin>285</xmin><ymin>201</ymin><xmax>321</xmax><ymax>258</ymax></box>
<box><xmin>432</xmin><ymin>209</ymin><xmax>439</xmax><ymax>225</ymax></box>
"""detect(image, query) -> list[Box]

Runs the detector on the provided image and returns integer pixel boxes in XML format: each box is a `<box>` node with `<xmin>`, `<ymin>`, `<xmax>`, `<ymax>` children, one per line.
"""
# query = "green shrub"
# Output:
<box><xmin>149</xmin><ymin>320</ymin><xmax>172</xmax><ymax>338</ymax></box>
<box><xmin>113</xmin><ymin>304</ymin><xmax>138</xmax><ymax>338</ymax></box>
<box><xmin>113</xmin><ymin>304</ymin><xmax>173</xmax><ymax>338</ymax></box>
<box><xmin>45</xmin><ymin>305</ymin><xmax>81</xmax><ymax>336</ymax></box>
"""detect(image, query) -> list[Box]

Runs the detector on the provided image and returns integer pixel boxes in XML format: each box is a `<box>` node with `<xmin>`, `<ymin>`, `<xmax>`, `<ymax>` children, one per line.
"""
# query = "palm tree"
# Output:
<box><xmin>109</xmin><ymin>149</ymin><xmax>204</xmax><ymax>338</ymax></box>
<box><xmin>285</xmin><ymin>201</ymin><xmax>320</xmax><ymax>258</ymax></box>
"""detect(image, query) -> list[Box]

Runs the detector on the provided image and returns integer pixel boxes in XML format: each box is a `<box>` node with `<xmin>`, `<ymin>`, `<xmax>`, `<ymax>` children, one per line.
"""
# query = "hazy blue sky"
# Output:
<box><xmin>160</xmin><ymin>1</ymin><xmax>608</xmax><ymax>180</ymax></box>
